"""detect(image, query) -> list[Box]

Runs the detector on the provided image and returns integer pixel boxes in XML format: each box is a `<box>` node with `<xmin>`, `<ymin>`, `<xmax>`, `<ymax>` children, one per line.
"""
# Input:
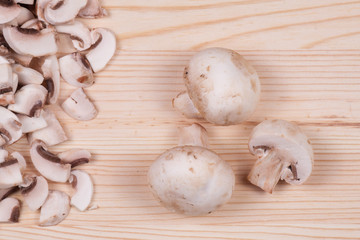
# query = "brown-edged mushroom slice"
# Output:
<box><xmin>0</xmin><ymin>197</ymin><xmax>20</xmax><ymax>223</ymax></box>
<box><xmin>0</xmin><ymin>106</ymin><xmax>22</xmax><ymax>146</ymax></box>
<box><xmin>172</xmin><ymin>91</ymin><xmax>202</xmax><ymax>119</ymax></box>
<box><xmin>55</xmin><ymin>21</ymin><xmax>91</xmax><ymax>51</ymax></box>
<box><xmin>11</xmin><ymin>151</ymin><xmax>26</xmax><ymax>170</ymax></box>
<box><xmin>30</xmin><ymin>140</ymin><xmax>71</xmax><ymax>182</ymax></box>
<box><xmin>8</xmin><ymin>84</ymin><xmax>47</xmax><ymax>117</ymax></box>
<box><xmin>40</xmin><ymin>55</ymin><xmax>60</xmax><ymax>105</ymax></box>
<box><xmin>61</xmin><ymin>88</ymin><xmax>97</xmax><ymax>121</ymax></box>
<box><xmin>39</xmin><ymin>190</ymin><xmax>70</xmax><ymax>226</ymax></box>
<box><xmin>59</xmin><ymin>52</ymin><xmax>94</xmax><ymax>88</ymax></box>
<box><xmin>248</xmin><ymin>119</ymin><xmax>314</xmax><ymax>193</ymax></box>
<box><xmin>27</xmin><ymin>108</ymin><xmax>67</xmax><ymax>146</ymax></box>
<box><xmin>69</xmin><ymin>170</ymin><xmax>93</xmax><ymax>211</ymax></box>
<box><xmin>0</xmin><ymin>186</ymin><xmax>19</xmax><ymax>201</ymax></box>
<box><xmin>0</xmin><ymin>0</ymin><xmax>21</xmax><ymax>24</ymax></box>
<box><xmin>0</xmin><ymin>158</ymin><xmax>23</xmax><ymax>188</ymax></box>
<box><xmin>17</xmin><ymin>112</ymin><xmax>47</xmax><ymax>133</ymax></box>
<box><xmin>2</xmin><ymin>26</ymin><xmax>57</xmax><ymax>57</ymax></box>
<box><xmin>0</xmin><ymin>63</ymin><xmax>15</xmax><ymax>106</ymax></box>
<box><xmin>86</xmin><ymin>28</ymin><xmax>116</xmax><ymax>73</ymax></box>
<box><xmin>21</xmin><ymin>18</ymin><xmax>47</xmax><ymax>31</ymax></box>
<box><xmin>21</xmin><ymin>175</ymin><xmax>48</xmax><ymax>211</ymax></box>
<box><xmin>78</xmin><ymin>0</ymin><xmax>107</xmax><ymax>18</ymax></box>
<box><xmin>44</xmin><ymin>0</ymin><xmax>88</xmax><ymax>25</ymax></box>
<box><xmin>35</xmin><ymin>0</ymin><xmax>51</xmax><ymax>22</ymax></box>
<box><xmin>12</xmin><ymin>64</ymin><xmax>44</xmax><ymax>85</ymax></box>
<box><xmin>58</xmin><ymin>149</ymin><xmax>90</xmax><ymax>168</ymax></box>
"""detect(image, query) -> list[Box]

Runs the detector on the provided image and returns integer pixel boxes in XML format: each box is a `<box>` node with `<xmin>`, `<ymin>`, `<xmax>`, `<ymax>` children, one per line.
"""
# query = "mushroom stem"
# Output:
<box><xmin>178</xmin><ymin>123</ymin><xmax>209</xmax><ymax>148</ymax></box>
<box><xmin>172</xmin><ymin>91</ymin><xmax>202</xmax><ymax>119</ymax></box>
<box><xmin>247</xmin><ymin>149</ymin><xmax>288</xmax><ymax>194</ymax></box>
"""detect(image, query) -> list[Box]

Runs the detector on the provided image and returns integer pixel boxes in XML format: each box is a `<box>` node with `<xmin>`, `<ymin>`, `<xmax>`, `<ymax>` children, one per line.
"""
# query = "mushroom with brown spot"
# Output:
<box><xmin>55</xmin><ymin>21</ymin><xmax>92</xmax><ymax>51</ymax></box>
<box><xmin>0</xmin><ymin>197</ymin><xmax>20</xmax><ymax>223</ymax></box>
<box><xmin>69</xmin><ymin>170</ymin><xmax>93</xmax><ymax>211</ymax></box>
<box><xmin>21</xmin><ymin>175</ymin><xmax>48</xmax><ymax>211</ymax></box>
<box><xmin>44</xmin><ymin>0</ymin><xmax>88</xmax><ymax>25</ymax></box>
<box><xmin>0</xmin><ymin>186</ymin><xmax>19</xmax><ymax>201</ymax></box>
<box><xmin>0</xmin><ymin>106</ymin><xmax>22</xmax><ymax>147</ymax></box>
<box><xmin>40</xmin><ymin>55</ymin><xmax>60</xmax><ymax>105</ymax></box>
<box><xmin>247</xmin><ymin>119</ymin><xmax>314</xmax><ymax>193</ymax></box>
<box><xmin>61</xmin><ymin>88</ymin><xmax>97</xmax><ymax>121</ymax></box>
<box><xmin>58</xmin><ymin>149</ymin><xmax>91</xmax><ymax>168</ymax></box>
<box><xmin>39</xmin><ymin>190</ymin><xmax>70</xmax><ymax>226</ymax></box>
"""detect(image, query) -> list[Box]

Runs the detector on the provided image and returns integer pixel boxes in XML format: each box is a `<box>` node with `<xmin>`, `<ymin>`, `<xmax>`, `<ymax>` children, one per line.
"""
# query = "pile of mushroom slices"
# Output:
<box><xmin>0</xmin><ymin>0</ymin><xmax>116</xmax><ymax>226</ymax></box>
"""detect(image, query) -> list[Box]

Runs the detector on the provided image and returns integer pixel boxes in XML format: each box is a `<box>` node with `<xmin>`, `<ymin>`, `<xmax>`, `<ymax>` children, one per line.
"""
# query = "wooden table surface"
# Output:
<box><xmin>2</xmin><ymin>0</ymin><xmax>360</xmax><ymax>239</ymax></box>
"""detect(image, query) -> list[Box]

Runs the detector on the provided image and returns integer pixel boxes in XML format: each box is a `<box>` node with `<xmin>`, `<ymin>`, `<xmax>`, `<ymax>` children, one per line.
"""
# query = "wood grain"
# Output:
<box><xmin>2</xmin><ymin>0</ymin><xmax>360</xmax><ymax>239</ymax></box>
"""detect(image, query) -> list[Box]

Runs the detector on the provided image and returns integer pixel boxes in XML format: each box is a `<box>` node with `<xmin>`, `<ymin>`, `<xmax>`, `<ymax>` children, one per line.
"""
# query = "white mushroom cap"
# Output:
<box><xmin>2</xmin><ymin>26</ymin><xmax>57</xmax><ymax>57</ymax></box>
<box><xmin>59</xmin><ymin>52</ymin><xmax>94</xmax><ymax>88</ymax></box>
<box><xmin>58</xmin><ymin>149</ymin><xmax>91</xmax><ymax>168</ymax></box>
<box><xmin>55</xmin><ymin>21</ymin><xmax>92</xmax><ymax>51</ymax></box>
<box><xmin>148</xmin><ymin>146</ymin><xmax>234</xmax><ymax>216</ymax></box>
<box><xmin>248</xmin><ymin>119</ymin><xmax>314</xmax><ymax>193</ymax></box>
<box><xmin>69</xmin><ymin>170</ymin><xmax>93</xmax><ymax>211</ymax></box>
<box><xmin>21</xmin><ymin>175</ymin><xmax>49</xmax><ymax>211</ymax></box>
<box><xmin>40</xmin><ymin>55</ymin><xmax>60</xmax><ymax>105</ymax></box>
<box><xmin>0</xmin><ymin>158</ymin><xmax>23</xmax><ymax>188</ymax></box>
<box><xmin>182</xmin><ymin>47</ymin><xmax>260</xmax><ymax>125</ymax></box>
<box><xmin>0</xmin><ymin>197</ymin><xmax>20</xmax><ymax>223</ymax></box>
<box><xmin>78</xmin><ymin>0</ymin><xmax>107</xmax><ymax>19</ymax></box>
<box><xmin>39</xmin><ymin>190</ymin><xmax>70</xmax><ymax>226</ymax></box>
<box><xmin>12</xmin><ymin>64</ymin><xmax>44</xmax><ymax>85</ymax></box>
<box><xmin>0</xmin><ymin>106</ymin><xmax>22</xmax><ymax>146</ymax></box>
<box><xmin>61</xmin><ymin>88</ymin><xmax>97</xmax><ymax>121</ymax></box>
<box><xmin>44</xmin><ymin>0</ymin><xmax>88</xmax><ymax>25</ymax></box>
<box><xmin>17</xmin><ymin>113</ymin><xmax>48</xmax><ymax>133</ymax></box>
<box><xmin>0</xmin><ymin>0</ymin><xmax>21</xmax><ymax>24</ymax></box>
<box><xmin>86</xmin><ymin>28</ymin><xmax>116</xmax><ymax>73</ymax></box>
<box><xmin>8</xmin><ymin>84</ymin><xmax>47</xmax><ymax>117</ymax></box>
<box><xmin>172</xmin><ymin>91</ymin><xmax>202</xmax><ymax>119</ymax></box>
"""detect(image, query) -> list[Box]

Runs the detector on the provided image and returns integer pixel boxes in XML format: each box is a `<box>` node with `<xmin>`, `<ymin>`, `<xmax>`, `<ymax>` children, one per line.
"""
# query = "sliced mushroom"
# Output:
<box><xmin>9</xmin><ymin>6</ymin><xmax>34</xmax><ymax>26</ymax></box>
<box><xmin>0</xmin><ymin>198</ymin><xmax>20</xmax><ymax>223</ymax></box>
<box><xmin>8</xmin><ymin>84</ymin><xmax>47</xmax><ymax>117</ymax></box>
<box><xmin>0</xmin><ymin>63</ymin><xmax>15</xmax><ymax>106</ymax></box>
<box><xmin>0</xmin><ymin>106</ymin><xmax>22</xmax><ymax>146</ymax></box>
<box><xmin>21</xmin><ymin>175</ymin><xmax>48</xmax><ymax>211</ymax></box>
<box><xmin>21</xmin><ymin>18</ymin><xmax>47</xmax><ymax>31</ymax></box>
<box><xmin>10</xmin><ymin>52</ymin><xmax>33</xmax><ymax>67</ymax></box>
<box><xmin>78</xmin><ymin>0</ymin><xmax>107</xmax><ymax>18</ymax></box>
<box><xmin>86</xmin><ymin>28</ymin><xmax>116</xmax><ymax>73</ymax></box>
<box><xmin>11</xmin><ymin>151</ymin><xmax>26</xmax><ymax>170</ymax></box>
<box><xmin>39</xmin><ymin>55</ymin><xmax>60</xmax><ymax>104</ymax></box>
<box><xmin>15</xmin><ymin>0</ymin><xmax>34</xmax><ymax>4</ymax></box>
<box><xmin>39</xmin><ymin>190</ymin><xmax>70</xmax><ymax>226</ymax></box>
<box><xmin>248</xmin><ymin>119</ymin><xmax>314</xmax><ymax>193</ymax></box>
<box><xmin>2</xmin><ymin>26</ymin><xmax>58</xmax><ymax>57</ymax></box>
<box><xmin>0</xmin><ymin>149</ymin><xmax>8</xmax><ymax>162</ymax></box>
<box><xmin>44</xmin><ymin>0</ymin><xmax>88</xmax><ymax>25</ymax></box>
<box><xmin>56</xmin><ymin>21</ymin><xmax>92</xmax><ymax>51</ymax></box>
<box><xmin>30</xmin><ymin>140</ymin><xmax>71</xmax><ymax>182</ymax></box>
<box><xmin>27</xmin><ymin>108</ymin><xmax>68</xmax><ymax>146</ymax></box>
<box><xmin>59</xmin><ymin>52</ymin><xmax>94</xmax><ymax>88</ymax></box>
<box><xmin>0</xmin><ymin>186</ymin><xmax>19</xmax><ymax>201</ymax></box>
<box><xmin>35</xmin><ymin>0</ymin><xmax>51</xmax><ymax>22</ymax></box>
<box><xmin>0</xmin><ymin>158</ymin><xmax>23</xmax><ymax>188</ymax></box>
<box><xmin>0</xmin><ymin>0</ymin><xmax>21</xmax><ymax>24</ymax></box>
<box><xmin>172</xmin><ymin>91</ymin><xmax>202</xmax><ymax>119</ymax></box>
<box><xmin>17</xmin><ymin>112</ymin><xmax>48</xmax><ymax>133</ymax></box>
<box><xmin>58</xmin><ymin>149</ymin><xmax>91</xmax><ymax>168</ymax></box>
<box><xmin>0</xmin><ymin>56</ymin><xmax>9</xmax><ymax>64</ymax></box>
<box><xmin>12</xmin><ymin>64</ymin><xmax>44</xmax><ymax>85</ymax></box>
<box><xmin>61</xmin><ymin>88</ymin><xmax>97</xmax><ymax>121</ymax></box>
<box><xmin>69</xmin><ymin>170</ymin><xmax>93</xmax><ymax>211</ymax></box>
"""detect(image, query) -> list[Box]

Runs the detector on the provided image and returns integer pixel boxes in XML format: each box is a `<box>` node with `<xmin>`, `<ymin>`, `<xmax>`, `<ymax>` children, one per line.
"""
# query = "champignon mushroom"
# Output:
<box><xmin>35</xmin><ymin>0</ymin><xmax>51</xmax><ymax>22</ymax></box>
<box><xmin>29</xmin><ymin>140</ymin><xmax>71</xmax><ymax>182</ymax></box>
<box><xmin>61</xmin><ymin>88</ymin><xmax>97</xmax><ymax>121</ymax></box>
<box><xmin>39</xmin><ymin>190</ymin><xmax>70</xmax><ymax>226</ymax></box>
<box><xmin>148</xmin><ymin>123</ymin><xmax>235</xmax><ymax>216</ymax></box>
<box><xmin>0</xmin><ymin>197</ymin><xmax>20</xmax><ymax>223</ymax></box>
<box><xmin>0</xmin><ymin>186</ymin><xmax>19</xmax><ymax>201</ymax></box>
<box><xmin>55</xmin><ymin>21</ymin><xmax>92</xmax><ymax>51</ymax></box>
<box><xmin>8</xmin><ymin>84</ymin><xmax>47</xmax><ymax>117</ymax></box>
<box><xmin>10</xmin><ymin>151</ymin><xmax>26</xmax><ymax>170</ymax></box>
<box><xmin>12</xmin><ymin>64</ymin><xmax>44</xmax><ymax>85</ymax></box>
<box><xmin>69</xmin><ymin>170</ymin><xmax>93</xmax><ymax>211</ymax></box>
<box><xmin>0</xmin><ymin>158</ymin><xmax>23</xmax><ymax>188</ymax></box>
<box><xmin>175</xmin><ymin>47</ymin><xmax>261</xmax><ymax>126</ymax></box>
<box><xmin>44</xmin><ymin>0</ymin><xmax>88</xmax><ymax>25</ymax></box>
<box><xmin>27</xmin><ymin>108</ymin><xmax>68</xmax><ymax>146</ymax></box>
<box><xmin>172</xmin><ymin>91</ymin><xmax>202</xmax><ymax>119</ymax></box>
<box><xmin>0</xmin><ymin>63</ymin><xmax>16</xmax><ymax>106</ymax></box>
<box><xmin>0</xmin><ymin>0</ymin><xmax>21</xmax><ymax>24</ymax></box>
<box><xmin>21</xmin><ymin>175</ymin><xmax>48</xmax><ymax>211</ymax></box>
<box><xmin>2</xmin><ymin>26</ymin><xmax>58</xmax><ymax>57</ymax></box>
<box><xmin>9</xmin><ymin>6</ymin><xmax>34</xmax><ymax>26</ymax></box>
<box><xmin>247</xmin><ymin>119</ymin><xmax>314</xmax><ymax>193</ymax></box>
<box><xmin>40</xmin><ymin>55</ymin><xmax>60</xmax><ymax>105</ymax></box>
<box><xmin>21</xmin><ymin>18</ymin><xmax>47</xmax><ymax>31</ymax></box>
<box><xmin>17</xmin><ymin>112</ymin><xmax>48</xmax><ymax>133</ymax></box>
<box><xmin>58</xmin><ymin>149</ymin><xmax>91</xmax><ymax>168</ymax></box>
<box><xmin>59</xmin><ymin>52</ymin><xmax>94</xmax><ymax>88</ymax></box>
<box><xmin>86</xmin><ymin>28</ymin><xmax>116</xmax><ymax>73</ymax></box>
<box><xmin>78</xmin><ymin>0</ymin><xmax>107</xmax><ymax>19</ymax></box>
<box><xmin>0</xmin><ymin>106</ymin><xmax>22</xmax><ymax>146</ymax></box>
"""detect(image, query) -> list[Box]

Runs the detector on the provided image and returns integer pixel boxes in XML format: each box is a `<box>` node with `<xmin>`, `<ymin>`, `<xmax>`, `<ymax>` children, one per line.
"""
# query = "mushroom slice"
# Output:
<box><xmin>16</xmin><ymin>0</ymin><xmax>34</xmax><ymax>4</ymax></box>
<box><xmin>86</xmin><ymin>28</ymin><xmax>116</xmax><ymax>73</ymax></box>
<box><xmin>44</xmin><ymin>0</ymin><xmax>88</xmax><ymax>25</ymax></box>
<box><xmin>172</xmin><ymin>91</ymin><xmax>202</xmax><ymax>119</ymax></box>
<box><xmin>2</xmin><ymin>26</ymin><xmax>57</xmax><ymax>57</ymax></box>
<box><xmin>8</xmin><ymin>84</ymin><xmax>47</xmax><ymax>117</ymax></box>
<box><xmin>58</xmin><ymin>149</ymin><xmax>91</xmax><ymax>168</ymax></box>
<box><xmin>248</xmin><ymin>119</ymin><xmax>314</xmax><ymax>193</ymax></box>
<box><xmin>0</xmin><ymin>0</ymin><xmax>21</xmax><ymax>24</ymax></box>
<box><xmin>39</xmin><ymin>190</ymin><xmax>70</xmax><ymax>226</ymax></box>
<box><xmin>12</xmin><ymin>64</ymin><xmax>44</xmax><ymax>85</ymax></box>
<box><xmin>39</xmin><ymin>55</ymin><xmax>60</xmax><ymax>105</ymax></box>
<box><xmin>0</xmin><ymin>186</ymin><xmax>19</xmax><ymax>201</ymax></box>
<box><xmin>21</xmin><ymin>19</ymin><xmax>47</xmax><ymax>31</ymax></box>
<box><xmin>61</xmin><ymin>88</ymin><xmax>97</xmax><ymax>121</ymax></box>
<box><xmin>56</xmin><ymin>21</ymin><xmax>92</xmax><ymax>51</ymax></box>
<box><xmin>17</xmin><ymin>113</ymin><xmax>47</xmax><ymax>133</ymax></box>
<box><xmin>59</xmin><ymin>53</ymin><xmax>94</xmax><ymax>88</ymax></box>
<box><xmin>0</xmin><ymin>56</ymin><xmax>9</xmax><ymax>64</ymax></box>
<box><xmin>0</xmin><ymin>106</ymin><xmax>22</xmax><ymax>146</ymax></box>
<box><xmin>30</xmin><ymin>140</ymin><xmax>71</xmax><ymax>182</ymax></box>
<box><xmin>9</xmin><ymin>6</ymin><xmax>34</xmax><ymax>26</ymax></box>
<box><xmin>0</xmin><ymin>63</ymin><xmax>15</xmax><ymax>106</ymax></box>
<box><xmin>0</xmin><ymin>158</ymin><xmax>23</xmax><ymax>188</ymax></box>
<box><xmin>0</xmin><ymin>149</ymin><xmax>8</xmax><ymax>162</ymax></box>
<box><xmin>78</xmin><ymin>0</ymin><xmax>107</xmax><ymax>18</ymax></box>
<box><xmin>21</xmin><ymin>175</ymin><xmax>48</xmax><ymax>211</ymax></box>
<box><xmin>0</xmin><ymin>198</ymin><xmax>20</xmax><ymax>223</ymax></box>
<box><xmin>69</xmin><ymin>170</ymin><xmax>93</xmax><ymax>211</ymax></box>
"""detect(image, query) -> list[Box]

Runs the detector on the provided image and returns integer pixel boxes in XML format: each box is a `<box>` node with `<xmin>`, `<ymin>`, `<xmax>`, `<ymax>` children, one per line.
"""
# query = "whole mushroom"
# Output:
<box><xmin>148</xmin><ymin>123</ymin><xmax>235</xmax><ymax>216</ymax></box>
<box><xmin>247</xmin><ymin>119</ymin><xmax>314</xmax><ymax>193</ymax></box>
<box><xmin>173</xmin><ymin>47</ymin><xmax>261</xmax><ymax>126</ymax></box>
